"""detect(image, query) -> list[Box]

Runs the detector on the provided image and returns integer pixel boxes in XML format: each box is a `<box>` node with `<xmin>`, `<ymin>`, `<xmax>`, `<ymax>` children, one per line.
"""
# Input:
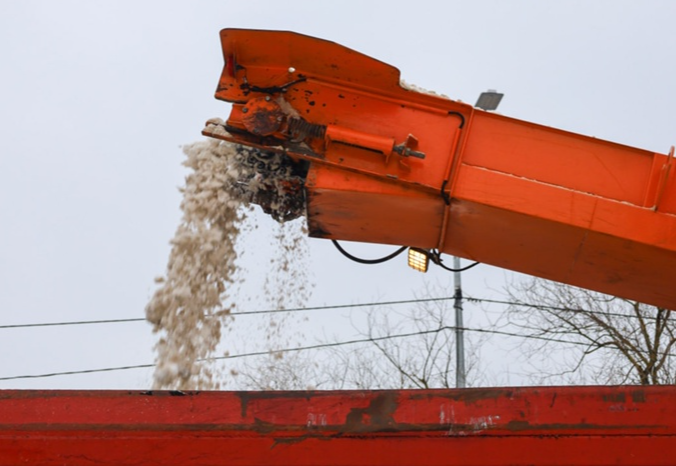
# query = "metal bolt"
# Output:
<box><xmin>242</xmin><ymin>107</ymin><xmax>248</xmax><ymax>113</ymax></box>
<box><xmin>265</xmin><ymin>96</ymin><xmax>271</xmax><ymax>101</ymax></box>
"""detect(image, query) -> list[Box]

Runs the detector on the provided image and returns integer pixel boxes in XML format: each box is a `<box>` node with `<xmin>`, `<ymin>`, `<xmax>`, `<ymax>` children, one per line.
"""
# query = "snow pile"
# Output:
<box><xmin>399</xmin><ymin>79</ymin><xmax>451</xmax><ymax>100</ymax></box>
<box><xmin>146</xmin><ymin>138</ymin><xmax>307</xmax><ymax>390</ymax></box>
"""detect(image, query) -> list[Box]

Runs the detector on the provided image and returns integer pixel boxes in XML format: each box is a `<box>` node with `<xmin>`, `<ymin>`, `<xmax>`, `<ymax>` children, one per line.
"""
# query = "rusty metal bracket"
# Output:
<box><xmin>393</xmin><ymin>134</ymin><xmax>425</xmax><ymax>159</ymax></box>
<box><xmin>241</xmin><ymin>96</ymin><xmax>286</xmax><ymax>136</ymax></box>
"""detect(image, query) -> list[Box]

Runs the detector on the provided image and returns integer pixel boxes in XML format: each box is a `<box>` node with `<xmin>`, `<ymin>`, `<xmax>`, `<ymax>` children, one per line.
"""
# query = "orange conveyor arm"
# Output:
<box><xmin>203</xmin><ymin>29</ymin><xmax>676</xmax><ymax>310</ymax></box>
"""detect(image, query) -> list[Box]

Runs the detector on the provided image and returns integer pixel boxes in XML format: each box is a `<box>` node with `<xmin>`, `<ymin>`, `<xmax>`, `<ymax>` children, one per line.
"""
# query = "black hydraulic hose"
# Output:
<box><xmin>430</xmin><ymin>250</ymin><xmax>480</xmax><ymax>272</ymax></box>
<box><xmin>332</xmin><ymin>240</ymin><xmax>407</xmax><ymax>265</ymax></box>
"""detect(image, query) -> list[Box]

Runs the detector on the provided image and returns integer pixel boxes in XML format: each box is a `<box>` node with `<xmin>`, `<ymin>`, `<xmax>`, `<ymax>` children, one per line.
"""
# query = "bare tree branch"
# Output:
<box><xmin>506</xmin><ymin>277</ymin><xmax>676</xmax><ymax>385</ymax></box>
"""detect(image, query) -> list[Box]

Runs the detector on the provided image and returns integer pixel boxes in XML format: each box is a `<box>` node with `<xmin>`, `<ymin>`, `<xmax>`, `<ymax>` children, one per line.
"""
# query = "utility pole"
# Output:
<box><xmin>452</xmin><ymin>89</ymin><xmax>502</xmax><ymax>388</ymax></box>
<box><xmin>454</xmin><ymin>256</ymin><xmax>466</xmax><ymax>388</ymax></box>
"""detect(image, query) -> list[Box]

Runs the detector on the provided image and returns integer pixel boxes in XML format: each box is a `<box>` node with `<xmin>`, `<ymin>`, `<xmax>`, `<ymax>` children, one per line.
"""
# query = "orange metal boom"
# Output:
<box><xmin>203</xmin><ymin>29</ymin><xmax>676</xmax><ymax>310</ymax></box>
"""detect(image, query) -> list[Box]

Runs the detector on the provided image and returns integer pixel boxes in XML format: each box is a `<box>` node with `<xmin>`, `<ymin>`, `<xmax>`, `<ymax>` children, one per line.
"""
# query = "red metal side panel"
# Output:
<box><xmin>1</xmin><ymin>386</ymin><xmax>675</xmax><ymax>466</ymax></box>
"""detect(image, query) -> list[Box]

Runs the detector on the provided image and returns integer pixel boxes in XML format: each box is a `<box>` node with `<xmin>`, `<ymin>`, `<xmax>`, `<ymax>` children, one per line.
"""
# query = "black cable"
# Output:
<box><xmin>0</xmin><ymin>297</ymin><xmax>460</xmax><ymax>330</ymax></box>
<box><xmin>0</xmin><ymin>327</ymin><xmax>453</xmax><ymax>381</ymax></box>
<box><xmin>467</xmin><ymin>297</ymin><xmax>667</xmax><ymax>323</ymax></box>
<box><xmin>0</xmin><ymin>363</ymin><xmax>156</xmax><ymax>381</ymax></box>
<box><xmin>440</xmin><ymin>180</ymin><xmax>451</xmax><ymax>205</ymax></box>
<box><xmin>0</xmin><ymin>317</ymin><xmax>146</xmax><ymax>329</ymax></box>
<box><xmin>439</xmin><ymin>111</ymin><xmax>465</xmax><ymax>204</ymax></box>
<box><xmin>331</xmin><ymin>240</ymin><xmax>480</xmax><ymax>273</ymax></box>
<box><xmin>331</xmin><ymin>240</ymin><xmax>407</xmax><ymax>265</ymax></box>
<box><xmin>2</xmin><ymin>294</ymin><xmax>669</xmax><ymax>330</ymax></box>
<box><xmin>430</xmin><ymin>250</ymin><xmax>480</xmax><ymax>272</ymax></box>
<box><xmin>223</xmin><ymin>296</ymin><xmax>454</xmax><ymax>317</ymax></box>
<box><xmin>447</xmin><ymin>111</ymin><xmax>466</xmax><ymax>129</ymax></box>
<box><xmin>4</xmin><ymin>322</ymin><xmax>672</xmax><ymax>381</ymax></box>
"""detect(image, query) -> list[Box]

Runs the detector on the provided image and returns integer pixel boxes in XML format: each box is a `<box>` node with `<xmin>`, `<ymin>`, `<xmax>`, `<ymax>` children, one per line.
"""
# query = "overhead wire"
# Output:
<box><xmin>2</xmin><ymin>322</ymin><xmax>672</xmax><ymax>381</ymax></box>
<box><xmin>1</xmin><ymin>295</ymin><xmax>668</xmax><ymax>330</ymax></box>
<box><xmin>0</xmin><ymin>317</ymin><xmax>146</xmax><ymax>329</ymax></box>
<box><xmin>0</xmin><ymin>297</ymin><xmax>459</xmax><ymax>329</ymax></box>
<box><xmin>467</xmin><ymin>297</ymin><xmax>667</xmax><ymax>323</ymax></box>
<box><xmin>2</xmin><ymin>293</ymin><xmax>672</xmax><ymax>380</ymax></box>
<box><xmin>0</xmin><ymin>327</ymin><xmax>450</xmax><ymax>381</ymax></box>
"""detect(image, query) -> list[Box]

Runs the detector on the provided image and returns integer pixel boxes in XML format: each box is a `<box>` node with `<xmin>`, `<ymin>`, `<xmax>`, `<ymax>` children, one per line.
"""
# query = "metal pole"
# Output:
<box><xmin>454</xmin><ymin>256</ymin><xmax>466</xmax><ymax>388</ymax></box>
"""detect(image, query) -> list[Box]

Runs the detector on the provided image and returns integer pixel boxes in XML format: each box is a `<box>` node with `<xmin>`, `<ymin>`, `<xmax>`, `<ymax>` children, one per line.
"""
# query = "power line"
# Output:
<box><xmin>467</xmin><ymin>297</ymin><xmax>667</xmax><ymax>323</ymax></box>
<box><xmin>0</xmin><ymin>327</ymin><xmax>451</xmax><ymax>381</ymax></box>
<box><xmin>3</xmin><ymin>323</ymin><xmax>671</xmax><ymax>382</ymax></box>
<box><xmin>0</xmin><ymin>297</ymin><xmax>459</xmax><ymax>330</ymax></box>
<box><xmin>224</xmin><ymin>297</ymin><xmax>456</xmax><ymax>317</ymax></box>
<box><xmin>0</xmin><ymin>363</ymin><xmax>156</xmax><ymax>381</ymax></box>
<box><xmin>0</xmin><ymin>317</ymin><xmax>146</xmax><ymax>329</ymax></box>
<box><xmin>3</xmin><ymin>295</ymin><xmax>669</xmax><ymax>330</ymax></box>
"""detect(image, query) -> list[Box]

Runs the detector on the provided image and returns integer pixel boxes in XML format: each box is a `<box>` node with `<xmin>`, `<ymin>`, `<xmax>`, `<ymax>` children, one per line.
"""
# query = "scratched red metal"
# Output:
<box><xmin>0</xmin><ymin>386</ymin><xmax>674</xmax><ymax>465</ymax></box>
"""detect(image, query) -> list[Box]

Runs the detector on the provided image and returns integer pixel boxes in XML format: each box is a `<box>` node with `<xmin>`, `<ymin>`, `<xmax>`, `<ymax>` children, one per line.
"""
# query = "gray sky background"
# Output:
<box><xmin>1</xmin><ymin>1</ymin><xmax>675</xmax><ymax>389</ymax></box>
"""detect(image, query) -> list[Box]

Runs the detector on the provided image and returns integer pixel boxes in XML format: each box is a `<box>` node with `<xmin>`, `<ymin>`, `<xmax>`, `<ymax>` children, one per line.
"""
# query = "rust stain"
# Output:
<box><xmin>308</xmin><ymin>225</ymin><xmax>332</xmax><ymax>238</ymax></box>
<box><xmin>271</xmin><ymin>436</ymin><xmax>309</xmax><ymax>448</ymax></box>
<box><xmin>409</xmin><ymin>388</ymin><xmax>514</xmax><ymax>405</ymax></box>
<box><xmin>603</xmin><ymin>393</ymin><xmax>626</xmax><ymax>403</ymax></box>
<box><xmin>549</xmin><ymin>393</ymin><xmax>558</xmax><ymax>408</ymax></box>
<box><xmin>504</xmin><ymin>420</ymin><xmax>663</xmax><ymax>432</ymax></box>
<box><xmin>237</xmin><ymin>392</ymin><xmax>249</xmax><ymax>418</ymax></box>
<box><xmin>235</xmin><ymin>391</ymin><xmax>315</xmax><ymax>418</ymax></box>
<box><xmin>344</xmin><ymin>393</ymin><xmax>398</xmax><ymax>432</ymax></box>
<box><xmin>252</xmin><ymin>418</ymin><xmax>276</xmax><ymax>434</ymax></box>
<box><xmin>631</xmin><ymin>390</ymin><xmax>647</xmax><ymax>403</ymax></box>
<box><xmin>241</xmin><ymin>97</ymin><xmax>284</xmax><ymax>136</ymax></box>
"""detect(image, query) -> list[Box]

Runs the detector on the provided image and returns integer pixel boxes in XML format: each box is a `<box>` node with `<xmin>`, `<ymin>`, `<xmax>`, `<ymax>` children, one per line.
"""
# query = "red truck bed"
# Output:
<box><xmin>1</xmin><ymin>386</ymin><xmax>674</xmax><ymax>465</ymax></box>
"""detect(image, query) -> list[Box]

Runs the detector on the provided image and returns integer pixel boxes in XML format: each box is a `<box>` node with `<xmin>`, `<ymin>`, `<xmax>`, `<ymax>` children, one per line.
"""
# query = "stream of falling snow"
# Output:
<box><xmin>146</xmin><ymin>138</ymin><xmax>310</xmax><ymax>389</ymax></box>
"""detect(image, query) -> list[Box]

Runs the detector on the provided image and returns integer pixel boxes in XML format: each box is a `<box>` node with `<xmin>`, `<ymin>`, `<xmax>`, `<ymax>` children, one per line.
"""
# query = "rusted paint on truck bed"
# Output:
<box><xmin>0</xmin><ymin>386</ymin><xmax>674</xmax><ymax>465</ymax></box>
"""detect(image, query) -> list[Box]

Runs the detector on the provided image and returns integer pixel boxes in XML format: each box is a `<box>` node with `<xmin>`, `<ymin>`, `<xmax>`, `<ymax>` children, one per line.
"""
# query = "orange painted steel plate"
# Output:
<box><xmin>205</xmin><ymin>29</ymin><xmax>676</xmax><ymax>309</ymax></box>
<box><xmin>1</xmin><ymin>387</ymin><xmax>675</xmax><ymax>466</ymax></box>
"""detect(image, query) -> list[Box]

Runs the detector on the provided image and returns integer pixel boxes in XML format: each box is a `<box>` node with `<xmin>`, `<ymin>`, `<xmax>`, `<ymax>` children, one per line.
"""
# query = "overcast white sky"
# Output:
<box><xmin>1</xmin><ymin>1</ymin><xmax>675</xmax><ymax>389</ymax></box>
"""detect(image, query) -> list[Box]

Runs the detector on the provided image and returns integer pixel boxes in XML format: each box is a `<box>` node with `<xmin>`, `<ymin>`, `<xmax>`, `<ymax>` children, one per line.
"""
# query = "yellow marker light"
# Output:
<box><xmin>407</xmin><ymin>248</ymin><xmax>429</xmax><ymax>273</ymax></box>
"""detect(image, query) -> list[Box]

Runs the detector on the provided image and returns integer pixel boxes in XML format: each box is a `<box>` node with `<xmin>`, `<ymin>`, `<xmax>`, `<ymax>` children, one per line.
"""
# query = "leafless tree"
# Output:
<box><xmin>231</xmin><ymin>284</ymin><xmax>485</xmax><ymax>390</ymax></box>
<box><xmin>505</xmin><ymin>278</ymin><xmax>676</xmax><ymax>385</ymax></box>
<box><xmin>234</xmin><ymin>351</ymin><xmax>325</xmax><ymax>390</ymax></box>
<box><xmin>322</xmin><ymin>295</ymin><xmax>484</xmax><ymax>389</ymax></box>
